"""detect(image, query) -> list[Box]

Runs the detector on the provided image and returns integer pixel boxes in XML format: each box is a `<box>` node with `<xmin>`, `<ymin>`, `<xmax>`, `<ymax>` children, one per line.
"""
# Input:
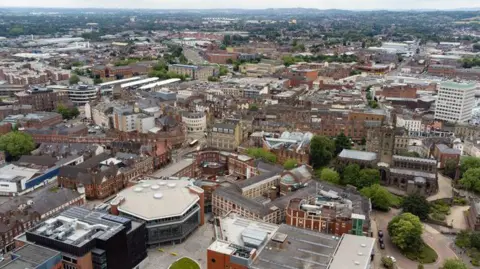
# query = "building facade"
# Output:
<box><xmin>182</xmin><ymin>111</ymin><xmax>207</xmax><ymax>133</ymax></box>
<box><xmin>434</xmin><ymin>81</ymin><xmax>476</xmax><ymax>123</ymax></box>
<box><xmin>110</xmin><ymin>179</ymin><xmax>204</xmax><ymax>246</ymax></box>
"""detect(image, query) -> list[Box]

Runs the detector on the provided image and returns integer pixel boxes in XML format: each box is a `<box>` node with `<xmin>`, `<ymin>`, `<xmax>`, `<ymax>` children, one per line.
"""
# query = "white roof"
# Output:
<box><xmin>0</xmin><ymin>164</ymin><xmax>39</xmax><ymax>181</ymax></box>
<box><xmin>328</xmin><ymin>234</ymin><xmax>375</xmax><ymax>269</ymax></box>
<box><xmin>120</xmin><ymin>77</ymin><xmax>159</xmax><ymax>88</ymax></box>
<box><xmin>139</xmin><ymin>78</ymin><xmax>181</xmax><ymax>90</ymax></box>
<box><xmin>98</xmin><ymin>76</ymin><xmax>142</xmax><ymax>87</ymax></box>
<box><xmin>115</xmin><ymin>179</ymin><xmax>202</xmax><ymax>221</ymax></box>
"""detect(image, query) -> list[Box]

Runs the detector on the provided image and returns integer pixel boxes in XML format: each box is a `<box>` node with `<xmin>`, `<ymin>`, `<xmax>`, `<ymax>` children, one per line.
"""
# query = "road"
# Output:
<box><xmin>427</xmin><ymin>173</ymin><xmax>453</xmax><ymax>202</ymax></box>
<box><xmin>373</xmin><ymin>209</ymin><xmax>458</xmax><ymax>269</ymax></box>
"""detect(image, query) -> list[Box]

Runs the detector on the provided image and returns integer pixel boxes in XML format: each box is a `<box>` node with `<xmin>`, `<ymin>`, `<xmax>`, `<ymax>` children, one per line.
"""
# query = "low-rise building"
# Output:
<box><xmin>182</xmin><ymin>111</ymin><xmax>207</xmax><ymax>133</ymax></box>
<box><xmin>18</xmin><ymin>206</ymin><xmax>147</xmax><ymax>269</ymax></box>
<box><xmin>15</xmin><ymin>87</ymin><xmax>70</xmax><ymax>112</ymax></box>
<box><xmin>58</xmin><ymin>152</ymin><xmax>154</xmax><ymax>200</ymax></box>
<box><xmin>110</xmin><ymin>179</ymin><xmax>204</xmax><ymax>246</ymax></box>
<box><xmin>168</xmin><ymin>64</ymin><xmax>217</xmax><ymax>80</ymax></box>
<box><xmin>433</xmin><ymin>144</ymin><xmax>461</xmax><ymax>169</ymax></box>
<box><xmin>209</xmin><ymin>122</ymin><xmax>244</xmax><ymax>151</ymax></box>
<box><xmin>0</xmin><ymin>185</ymin><xmax>85</xmax><ymax>253</ymax></box>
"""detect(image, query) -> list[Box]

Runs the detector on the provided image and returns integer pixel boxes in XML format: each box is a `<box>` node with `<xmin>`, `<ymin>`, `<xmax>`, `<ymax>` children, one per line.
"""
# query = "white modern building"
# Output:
<box><xmin>182</xmin><ymin>111</ymin><xmax>207</xmax><ymax>133</ymax></box>
<box><xmin>434</xmin><ymin>81</ymin><xmax>477</xmax><ymax>123</ymax></box>
<box><xmin>396</xmin><ymin>116</ymin><xmax>423</xmax><ymax>136</ymax></box>
<box><xmin>68</xmin><ymin>85</ymin><xmax>98</xmax><ymax>105</ymax></box>
<box><xmin>110</xmin><ymin>179</ymin><xmax>204</xmax><ymax>246</ymax></box>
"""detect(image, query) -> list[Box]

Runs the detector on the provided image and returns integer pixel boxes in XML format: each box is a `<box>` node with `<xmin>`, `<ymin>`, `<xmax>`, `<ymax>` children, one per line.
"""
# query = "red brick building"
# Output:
<box><xmin>287</xmin><ymin>68</ymin><xmax>318</xmax><ymax>88</ymax></box>
<box><xmin>205</xmin><ymin>51</ymin><xmax>239</xmax><ymax>64</ymax></box>
<box><xmin>92</xmin><ymin>65</ymin><xmax>134</xmax><ymax>79</ymax></box>
<box><xmin>376</xmin><ymin>84</ymin><xmax>418</xmax><ymax>99</ymax></box>
<box><xmin>432</xmin><ymin>144</ymin><xmax>461</xmax><ymax>169</ymax></box>
<box><xmin>58</xmin><ymin>153</ymin><xmax>154</xmax><ymax>200</ymax></box>
<box><xmin>15</xmin><ymin>88</ymin><xmax>70</xmax><ymax>112</ymax></box>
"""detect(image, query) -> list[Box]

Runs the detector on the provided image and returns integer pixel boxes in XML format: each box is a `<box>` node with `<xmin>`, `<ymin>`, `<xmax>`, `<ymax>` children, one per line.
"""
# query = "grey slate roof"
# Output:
<box><xmin>338</xmin><ymin>149</ymin><xmax>378</xmax><ymax>161</ymax></box>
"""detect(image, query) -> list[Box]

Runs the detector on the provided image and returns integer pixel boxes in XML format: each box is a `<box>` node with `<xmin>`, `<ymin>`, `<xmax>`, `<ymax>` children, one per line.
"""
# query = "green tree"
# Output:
<box><xmin>398</xmin><ymin>150</ymin><xmax>421</xmax><ymax>158</ymax></box>
<box><xmin>474</xmin><ymin>44</ymin><xmax>480</xmax><ymax>52</ymax></box>
<box><xmin>360</xmin><ymin>184</ymin><xmax>396</xmax><ymax>211</ymax></box>
<box><xmin>460</xmin><ymin>168</ymin><xmax>480</xmax><ymax>193</ymax></box>
<box><xmin>357</xmin><ymin>168</ymin><xmax>380</xmax><ymax>189</ymax></box>
<box><xmin>93</xmin><ymin>77</ymin><xmax>103</xmax><ymax>85</ymax></box>
<box><xmin>381</xmin><ymin>256</ymin><xmax>395</xmax><ymax>269</ymax></box>
<box><xmin>441</xmin><ymin>259</ymin><xmax>468</xmax><ymax>269</ymax></box>
<box><xmin>334</xmin><ymin>132</ymin><xmax>351</xmax><ymax>155</ymax></box>
<box><xmin>310</xmin><ymin>136</ymin><xmax>335</xmax><ymax>169</ymax></box>
<box><xmin>388</xmin><ymin>213</ymin><xmax>423</xmax><ymax>251</ymax></box>
<box><xmin>284</xmin><ymin>159</ymin><xmax>298</xmax><ymax>170</ymax></box>
<box><xmin>342</xmin><ymin>164</ymin><xmax>360</xmax><ymax>186</ymax></box>
<box><xmin>444</xmin><ymin>158</ymin><xmax>458</xmax><ymax>179</ymax></box>
<box><xmin>470</xmin><ymin>232</ymin><xmax>480</xmax><ymax>249</ymax></box>
<box><xmin>360</xmin><ymin>137</ymin><xmax>367</xmax><ymax>146</ymax></box>
<box><xmin>56</xmin><ymin>104</ymin><xmax>79</xmax><ymax>120</ymax></box>
<box><xmin>320</xmin><ymin>168</ymin><xmax>340</xmax><ymax>185</ymax></box>
<box><xmin>0</xmin><ymin>132</ymin><xmax>36</xmax><ymax>159</ymax></box>
<box><xmin>219</xmin><ymin>65</ymin><xmax>229</xmax><ymax>76</ymax></box>
<box><xmin>69</xmin><ymin>74</ymin><xmax>80</xmax><ymax>85</ymax></box>
<box><xmin>249</xmin><ymin>104</ymin><xmax>259</xmax><ymax>111</ymax></box>
<box><xmin>402</xmin><ymin>193</ymin><xmax>430</xmax><ymax>220</ymax></box>
<box><xmin>461</xmin><ymin>157</ymin><xmax>480</xmax><ymax>173</ymax></box>
<box><xmin>246</xmin><ymin>148</ymin><xmax>277</xmax><ymax>163</ymax></box>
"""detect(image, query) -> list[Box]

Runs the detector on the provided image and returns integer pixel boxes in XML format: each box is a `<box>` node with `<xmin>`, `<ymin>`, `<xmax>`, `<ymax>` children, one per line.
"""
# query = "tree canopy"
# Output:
<box><xmin>443</xmin><ymin>158</ymin><xmax>458</xmax><ymax>179</ymax></box>
<box><xmin>342</xmin><ymin>164</ymin><xmax>360</xmax><ymax>186</ymax></box>
<box><xmin>0</xmin><ymin>132</ymin><xmax>36</xmax><ymax>159</ymax></box>
<box><xmin>401</xmin><ymin>193</ymin><xmax>431</xmax><ymax>220</ymax></box>
<box><xmin>69</xmin><ymin>74</ymin><xmax>80</xmax><ymax>85</ymax></box>
<box><xmin>319</xmin><ymin>168</ymin><xmax>340</xmax><ymax>185</ymax></box>
<box><xmin>460</xmin><ymin>168</ymin><xmax>480</xmax><ymax>193</ymax></box>
<box><xmin>310</xmin><ymin>135</ymin><xmax>335</xmax><ymax>169</ymax></box>
<box><xmin>56</xmin><ymin>104</ymin><xmax>79</xmax><ymax>120</ymax></box>
<box><xmin>334</xmin><ymin>132</ymin><xmax>351</xmax><ymax>155</ymax></box>
<box><xmin>360</xmin><ymin>184</ymin><xmax>397</xmax><ymax>211</ymax></box>
<box><xmin>388</xmin><ymin>213</ymin><xmax>423</xmax><ymax>251</ymax></box>
<box><xmin>284</xmin><ymin>159</ymin><xmax>298</xmax><ymax>170</ymax></box>
<box><xmin>357</xmin><ymin>168</ymin><xmax>380</xmax><ymax>189</ymax></box>
<box><xmin>441</xmin><ymin>259</ymin><xmax>468</xmax><ymax>269</ymax></box>
<box><xmin>461</xmin><ymin>156</ymin><xmax>480</xmax><ymax>173</ymax></box>
<box><xmin>246</xmin><ymin>148</ymin><xmax>277</xmax><ymax>163</ymax></box>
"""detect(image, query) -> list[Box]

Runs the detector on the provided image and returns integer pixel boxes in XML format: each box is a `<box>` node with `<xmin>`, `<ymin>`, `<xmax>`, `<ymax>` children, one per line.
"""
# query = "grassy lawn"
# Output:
<box><xmin>170</xmin><ymin>257</ymin><xmax>200</xmax><ymax>269</ymax></box>
<box><xmin>403</xmin><ymin>244</ymin><xmax>438</xmax><ymax>264</ymax></box>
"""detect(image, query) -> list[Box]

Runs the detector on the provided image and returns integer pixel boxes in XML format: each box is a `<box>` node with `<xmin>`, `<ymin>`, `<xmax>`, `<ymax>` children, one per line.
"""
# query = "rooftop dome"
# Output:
<box><xmin>281</xmin><ymin>174</ymin><xmax>296</xmax><ymax>185</ymax></box>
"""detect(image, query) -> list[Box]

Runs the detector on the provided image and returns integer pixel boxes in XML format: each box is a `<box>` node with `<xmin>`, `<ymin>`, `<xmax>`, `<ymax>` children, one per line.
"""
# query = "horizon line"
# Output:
<box><xmin>1</xmin><ymin>6</ymin><xmax>480</xmax><ymax>12</ymax></box>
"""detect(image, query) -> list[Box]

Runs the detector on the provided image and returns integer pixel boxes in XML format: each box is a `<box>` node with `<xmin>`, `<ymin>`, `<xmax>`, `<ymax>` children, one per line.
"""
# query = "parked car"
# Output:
<box><xmin>378</xmin><ymin>230</ymin><xmax>384</xmax><ymax>238</ymax></box>
<box><xmin>379</xmin><ymin>237</ymin><xmax>384</xmax><ymax>244</ymax></box>
<box><xmin>380</xmin><ymin>242</ymin><xmax>385</xmax><ymax>249</ymax></box>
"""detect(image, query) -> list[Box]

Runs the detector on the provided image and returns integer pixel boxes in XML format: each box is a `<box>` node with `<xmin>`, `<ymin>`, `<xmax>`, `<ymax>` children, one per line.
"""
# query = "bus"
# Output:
<box><xmin>189</xmin><ymin>139</ymin><xmax>198</xmax><ymax>147</ymax></box>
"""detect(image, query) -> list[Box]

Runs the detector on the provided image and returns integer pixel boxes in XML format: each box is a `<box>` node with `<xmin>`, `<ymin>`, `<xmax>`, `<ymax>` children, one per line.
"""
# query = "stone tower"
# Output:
<box><xmin>379</xmin><ymin>125</ymin><xmax>395</xmax><ymax>165</ymax></box>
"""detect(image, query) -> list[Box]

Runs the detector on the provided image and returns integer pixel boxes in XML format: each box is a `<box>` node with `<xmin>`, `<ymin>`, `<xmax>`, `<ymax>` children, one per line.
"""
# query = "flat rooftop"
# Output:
<box><xmin>251</xmin><ymin>224</ymin><xmax>339</xmax><ymax>269</ymax></box>
<box><xmin>114</xmin><ymin>179</ymin><xmax>202</xmax><ymax>221</ymax></box>
<box><xmin>217</xmin><ymin>213</ymin><xmax>279</xmax><ymax>247</ymax></box>
<box><xmin>328</xmin><ymin>234</ymin><xmax>375</xmax><ymax>269</ymax></box>
<box><xmin>151</xmin><ymin>158</ymin><xmax>195</xmax><ymax>177</ymax></box>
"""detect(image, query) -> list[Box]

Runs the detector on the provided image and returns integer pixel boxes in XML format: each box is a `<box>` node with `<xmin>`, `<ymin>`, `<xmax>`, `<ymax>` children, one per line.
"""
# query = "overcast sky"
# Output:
<box><xmin>1</xmin><ymin>0</ymin><xmax>480</xmax><ymax>10</ymax></box>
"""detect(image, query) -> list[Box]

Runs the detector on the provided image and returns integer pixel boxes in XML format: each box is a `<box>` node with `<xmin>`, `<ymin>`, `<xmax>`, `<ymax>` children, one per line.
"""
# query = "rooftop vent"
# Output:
<box><xmin>159</xmin><ymin>182</ymin><xmax>167</xmax><ymax>186</ymax></box>
<box><xmin>153</xmin><ymin>193</ymin><xmax>163</xmax><ymax>199</ymax></box>
<box><xmin>142</xmin><ymin>183</ymin><xmax>150</xmax><ymax>188</ymax></box>
<box><xmin>167</xmin><ymin>183</ymin><xmax>176</xmax><ymax>188</ymax></box>
<box><xmin>134</xmin><ymin>187</ymin><xmax>143</xmax><ymax>192</ymax></box>
<box><xmin>151</xmin><ymin>184</ymin><xmax>160</xmax><ymax>190</ymax></box>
